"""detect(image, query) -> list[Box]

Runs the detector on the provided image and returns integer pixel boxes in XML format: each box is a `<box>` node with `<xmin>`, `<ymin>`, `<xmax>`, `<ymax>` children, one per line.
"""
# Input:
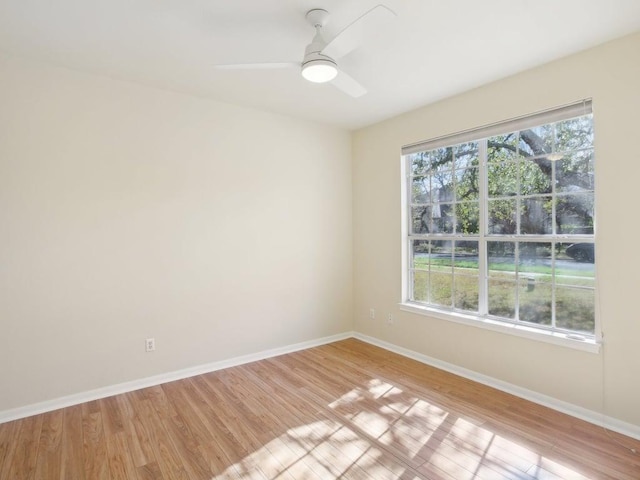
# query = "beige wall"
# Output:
<box><xmin>353</xmin><ymin>32</ymin><xmax>640</xmax><ymax>426</ymax></box>
<box><xmin>0</xmin><ymin>55</ymin><xmax>353</xmax><ymax>411</ymax></box>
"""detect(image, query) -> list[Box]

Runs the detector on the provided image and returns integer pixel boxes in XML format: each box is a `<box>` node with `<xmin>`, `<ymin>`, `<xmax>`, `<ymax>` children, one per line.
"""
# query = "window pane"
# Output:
<box><xmin>488</xmin><ymin>199</ymin><xmax>517</xmax><ymax>234</ymax></box>
<box><xmin>519</xmin><ymin>281</ymin><xmax>552</xmax><ymax>325</ymax></box>
<box><xmin>557</xmin><ymin>242</ymin><xmax>595</xmax><ymax>286</ymax></box>
<box><xmin>519</xmin><ymin>242</ymin><xmax>553</xmax><ymax>279</ymax></box>
<box><xmin>455</xmin><ymin>276</ymin><xmax>479</xmax><ymax>312</ymax></box>
<box><xmin>520</xmin><ymin>157</ymin><xmax>552</xmax><ymax>195</ymax></box>
<box><xmin>411</xmin><ymin>206</ymin><xmax>431</xmax><ymax>234</ymax></box>
<box><xmin>431</xmin><ymin>240</ymin><xmax>453</xmax><ymax>265</ymax></box>
<box><xmin>488</xmin><ymin>241</ymin><xmax>515</xmax><ymax>275</ymax></box>
<box><xmin>519</xmin><ymin>125</ymin><xmax>554</xmax><ymax>157</ymax></box>
<box><xmin>558</xmin><ymin>243</ymin><xmax>595</xmax><ymax>268</ymax></box>
<box><xmin>454</xmin><ymin>142</ymin><xmax>479</xmax><ymax>169</ymax></box>
<box><xmin>454</xmin><ymin>242</ymin><xmax>479</xmax><ymax>273</ymax></box>
<box><xmin>556</xmin><ymin>287</ymin><xmax>595</xmax><ymax>334</ymax></box>
<box><xmin>556</xmin><ymin>243</ymin><xmax>595</xmax><ymax>335</ymax></box>
<box><xmin>431</xmin><ymin>147</ymin><xmax>454</xmax><ymax>167</ymax></box>
<box><xmin>487</xmin><ymin>241</ymin><xmax>516</xmax><ymax>318</ymax></box>
<box><xmin>429</xmin><ymin>242</ymin><xmax>453</xmax><ymax>306</ymax></box>
<box><xmin>432</xmin><ymin>170</ymin><xmax>454</xmax><ymax>203</ymax></box>
<box><xmin>411</xmin><ymin>176</ymin><xmax>431</xmax><ymax>204</ymax></box>
<box><xmin>488</xmin><ymin>133</ymin><xmax>518</xmax><ymax>162</ymax></box>
<box><xmin>430</xmin><ymin>273</ymin><xmax>452</xmax><ymax>307</ymax></box>
<box><xmin>454</xmin><ymin>241</ymin><xmax>479</xmax><ymax>313</ymax></box>
<box><xmin>518</xmin><ymin>242</ymin><xmax>553</xmax><ymax>325</ymax></box>
<box><xmin>432</xmin><ymin>204</ymin><xmax>454</xmax><ymax>233</ymax></box>
<box><xmin>556</xmin><ymin>271</ymin><xmax>595</xmax><ymax>289</ymax></box>
<box><xmin>520</xmin><ymin>197</ymin><xmax>552</xmax><ymax>234</ymax></box>
<box><xmin>556</xmin><ymin>150</ymin><xmax>594</xmax><ymax>193</ymax></box>
<box><xmin>488</xmin><ymin>161</ymin><xmax>518</xmax><ymax>197</ymax></box>
<box><xmin>454</xmin><ymin>168</ymin><xmax>479</xmax><ymax>201</ymax></box>
<box><xmin>556</xmin><ymin>194</ymin><xmax>594</xmax><ymax>234</ymax></box>
<box><xmin>455</xmin><ymin>202</ymin><xmax>479</xmax><ymax>234</ymax></box>
<box><xmin>430</xmin><ymin>148</ymin><xmax>454</xmax><ymax>202</ymax></box>
<box><xmin>555</xmin><ymin>115</ymin><xmax>593</xmax><ymax>152</ymax></box>
<box><xmin>410</xmin><ymin>151</ymin><xmax>431</xmax><ymax>175</ymax></box>
<box><xmin>412</xmin><ymin>270</ymin><xmax>428</xmax><ymax>302</ymax></box>
<box><xmin>488</xmin><ymin>279</ymin><xmax>516</xmax><ymax>319</ymax></box>
<box><xmin>411</xmin><ymin>240</ymin><xmax>431</xmax><ymax>269</ymax></box>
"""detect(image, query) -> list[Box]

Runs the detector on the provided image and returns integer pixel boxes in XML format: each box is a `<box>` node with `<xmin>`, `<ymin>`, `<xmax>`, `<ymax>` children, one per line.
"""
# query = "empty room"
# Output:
<box><xmin>1</xmin><ymin>0</ymin><xmax>640</xmax><ymax>478</ymax></box>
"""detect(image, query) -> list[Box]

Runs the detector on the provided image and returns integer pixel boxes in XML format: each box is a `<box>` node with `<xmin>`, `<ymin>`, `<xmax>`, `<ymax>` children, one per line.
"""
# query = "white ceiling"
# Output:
<box><xmin>1</xmin><ymin>0</ymin><xmax>639</xmax><ymax>130</ymax></box>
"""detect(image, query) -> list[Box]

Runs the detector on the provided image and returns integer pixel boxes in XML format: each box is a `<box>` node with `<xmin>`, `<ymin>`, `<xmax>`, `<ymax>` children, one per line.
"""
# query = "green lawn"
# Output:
<box><xmin>412</xmin><ymin>262</ymin><xmax>595</xmax><ymax>334</ymax></box>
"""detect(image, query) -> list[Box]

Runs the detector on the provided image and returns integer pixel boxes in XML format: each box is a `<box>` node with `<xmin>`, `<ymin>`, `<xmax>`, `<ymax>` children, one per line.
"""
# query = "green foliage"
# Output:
<box><xmin>409</xmin><ymin>116</ymin><xmax>594</xmax><ymax>235</ymax></box>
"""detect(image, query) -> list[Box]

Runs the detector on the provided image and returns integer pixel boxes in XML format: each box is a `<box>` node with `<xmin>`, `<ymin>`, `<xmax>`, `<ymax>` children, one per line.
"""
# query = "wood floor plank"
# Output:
<box><xmin>2</xmin><ymin>338</ymin><xmax>640</xmax><ymax>479</ymax></box>
<box><xmin>118</xmin><ymin>392</ymin><xmax>160</xmax><ymax>470</ymax></box>
<box><xmin>105</xmin><ymin>431</ymin><xmax>139</xmax><ymax>480</ymax></box>
<box><xmin>80</xmin><ymin>402</ymin><xmax>110</xmax><ymax>480</ymax></box>
<box><xmin>0</xmin><ymin>415</ymin><xmax>42</xmax><ymax>480</ymax></box>
<box><xmin>136</xmin><ymin>461</ymin><xmax>164</xmax><ymax>480</ymax></box>
<box><xmin>133</xmin><ymin>397</ymin><xmax>190</xmax><ymax>480</ymax></box>
<box><xmin>196</xmin><ymin>374</ymin><xmax>264</xmax><ymax>456</ymax></box>
<box><xmin>0</xmin><ymin>419</ymin><xmax>22</xmax><ymax>474</ymax></box>
<box><xmin>159</xmin><ymin>414</ymin><xmax>213</xmax><ymax>480</ymax></box>
<box><xmin>99</xmin><ymin>396</ymin><xmax>124</xmax><ymax>437</ymax></box>
<box><xmin>153</xmin><ymin>382</ymin><xmax>218</xmax><ymax>479</ymax></box>
<box><xmin>32</xmin><ymin>409</ymin><xmax>64</xmax><ymax>479</ymax></box>
<box><xmin>60</xmin><ymin>405</ymin><xmax>85</xmax><ymax>480</ymax></box>
<box><xmin>181</xmin><ymin>378</ymin><xmax>254</xmax><ymax>474</ymax></box>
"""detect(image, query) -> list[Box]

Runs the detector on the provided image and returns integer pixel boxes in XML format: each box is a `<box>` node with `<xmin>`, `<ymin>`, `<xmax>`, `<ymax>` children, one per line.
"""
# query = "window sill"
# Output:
<box><xmin>399</xmin><ymin>302</ymin><xmax>601</xmax><ymax>354</ymax></box>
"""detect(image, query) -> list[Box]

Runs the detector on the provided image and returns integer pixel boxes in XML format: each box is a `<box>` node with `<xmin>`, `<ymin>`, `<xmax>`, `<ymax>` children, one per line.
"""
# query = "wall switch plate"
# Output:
<box><xmin>370</xmin><ymin>308</ymin><xmax>376</xmax><ymax>319</ymax></box>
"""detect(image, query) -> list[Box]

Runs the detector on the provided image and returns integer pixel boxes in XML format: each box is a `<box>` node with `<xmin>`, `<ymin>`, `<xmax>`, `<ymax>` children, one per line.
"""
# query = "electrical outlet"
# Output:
<box><xmin>370</xmin><ymin>308</ymin><xmax>376</xmax><ymax>319</ymax></box>
<box><xmin>145</xmin><ymin>338</ymin><xmax>155</xmax><ymax>352</ymax></box>
<box><xmin>387</xmin><ymin>313</ymin><xmax>394</xmax><ymax>325</ymax></box>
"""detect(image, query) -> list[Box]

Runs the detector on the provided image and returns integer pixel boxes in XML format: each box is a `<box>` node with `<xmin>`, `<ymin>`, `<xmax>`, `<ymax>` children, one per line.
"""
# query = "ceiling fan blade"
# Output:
<box><xmin>331</xmin><ymin>70</ymin><xmax>367</xmax><ymax>98</ymax></box>
<box><xmin>214</xmin><ymin>62</ymin><xmax>298</xmax><ymax>70</ymax></box>
<box><xmin>322</xmin><ymin>4</ymin><xmax>396</xmax><ymax>60</ymax></box>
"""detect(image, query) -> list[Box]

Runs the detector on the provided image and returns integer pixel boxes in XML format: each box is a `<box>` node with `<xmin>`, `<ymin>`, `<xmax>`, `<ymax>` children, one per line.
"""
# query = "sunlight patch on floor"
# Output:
<box><xmin>213</xmin><ymin>379</ymin><xmax>596</xmax><ymax>479</ymax></box>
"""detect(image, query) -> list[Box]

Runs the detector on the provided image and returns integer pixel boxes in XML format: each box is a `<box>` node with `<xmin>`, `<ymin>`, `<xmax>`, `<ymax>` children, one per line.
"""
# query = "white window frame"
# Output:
<box><xmin>400</xmin><ymin>100</ymin><xmax>600</xmax><ymax>353</ymax></box>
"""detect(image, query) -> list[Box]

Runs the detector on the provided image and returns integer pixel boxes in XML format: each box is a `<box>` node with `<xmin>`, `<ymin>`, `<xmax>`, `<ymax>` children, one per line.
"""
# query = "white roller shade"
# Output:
<box><xmin>402</xmin><ymin>99</ymin><xmax>592</xmax><ymax>155</ymax></box>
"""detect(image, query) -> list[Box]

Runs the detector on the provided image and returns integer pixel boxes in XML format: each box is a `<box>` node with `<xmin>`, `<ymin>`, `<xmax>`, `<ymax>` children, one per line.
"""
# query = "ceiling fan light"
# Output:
<box><xmin>301</xmin><ymin>59</ymin><xmax>338</xmax><ymax>83</ymax></box>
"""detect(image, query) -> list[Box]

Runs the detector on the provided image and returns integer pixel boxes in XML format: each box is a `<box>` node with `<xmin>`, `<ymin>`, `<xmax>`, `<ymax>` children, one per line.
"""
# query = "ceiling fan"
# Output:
<box><xmin>214</xmin><ymin>5</ymin><xmax>396</xmax><ymax>98</ymax></box>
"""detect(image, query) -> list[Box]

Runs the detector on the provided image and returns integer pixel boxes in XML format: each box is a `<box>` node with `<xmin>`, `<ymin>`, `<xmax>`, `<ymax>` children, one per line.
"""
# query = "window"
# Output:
<box><xmin>402</xmin><ymin>101</ymin><xmax>596</xmax><ymax>344</ymax></box>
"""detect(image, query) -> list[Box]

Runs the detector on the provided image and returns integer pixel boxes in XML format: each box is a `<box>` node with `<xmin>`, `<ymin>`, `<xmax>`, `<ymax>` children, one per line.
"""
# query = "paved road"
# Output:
<box><xmin>415</xmin><ymin>254</ymin><xmax>594</xmax><ymax>271</ymax></box>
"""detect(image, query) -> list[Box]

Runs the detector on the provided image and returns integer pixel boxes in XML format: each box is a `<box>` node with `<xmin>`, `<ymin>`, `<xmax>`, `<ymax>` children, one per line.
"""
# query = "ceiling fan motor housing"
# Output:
<box><xmin>302</xmin><ymin>8</ymin><xmax>333</xmax><ymax>65</ymax></box>
<box><xmin>301</xmin><ymin>9</ymin><xmax>337</xmax><ymax>83</ymax></box>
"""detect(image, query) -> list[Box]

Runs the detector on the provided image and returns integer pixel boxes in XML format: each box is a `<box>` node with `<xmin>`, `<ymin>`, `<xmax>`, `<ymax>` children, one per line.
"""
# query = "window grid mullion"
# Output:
<box><xmin>406</xmin><ymin>155</ymin><xmax>414</xmax><ymax>302</ymax></box>
<box><xmin>551</xmin><ymin>145</ymin><xmax>558</xmax><ymax>330</ymax></box>
<box><xmin>478</xmin><ymin>140</ymin><xmax>488</xmax><ymax>315</ymax></box>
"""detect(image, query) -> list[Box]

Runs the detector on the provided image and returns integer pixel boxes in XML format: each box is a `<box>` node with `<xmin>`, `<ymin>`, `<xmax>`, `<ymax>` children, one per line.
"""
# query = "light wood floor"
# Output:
<box><xmin>1</xmin><ymin>339</ymin><xmax>639</xmax><ymax>479</ymax></box>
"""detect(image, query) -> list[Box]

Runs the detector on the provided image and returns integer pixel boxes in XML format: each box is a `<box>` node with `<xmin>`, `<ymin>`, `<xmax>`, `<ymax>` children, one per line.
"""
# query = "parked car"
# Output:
<box><xmin>566</xmin><ymin>243</ymin><xmax>594</xmax><ymax>263</ymax></box>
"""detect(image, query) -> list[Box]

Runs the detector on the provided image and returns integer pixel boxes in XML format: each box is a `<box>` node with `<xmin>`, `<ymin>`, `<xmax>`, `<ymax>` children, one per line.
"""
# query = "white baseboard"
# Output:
<box><xmin>4</xmin><ymin>330</ymin><xmax>639</xmax><ymax>443</ymax></box>
<box><xmin>353</xmin><ymin>332</ymin><xmax>640</xmax><ymax>442</ymax></box>
<box><xmin>0</xmin><ymin>331</ymin><xmax>354</xmax><ymax>424</ymax></box>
